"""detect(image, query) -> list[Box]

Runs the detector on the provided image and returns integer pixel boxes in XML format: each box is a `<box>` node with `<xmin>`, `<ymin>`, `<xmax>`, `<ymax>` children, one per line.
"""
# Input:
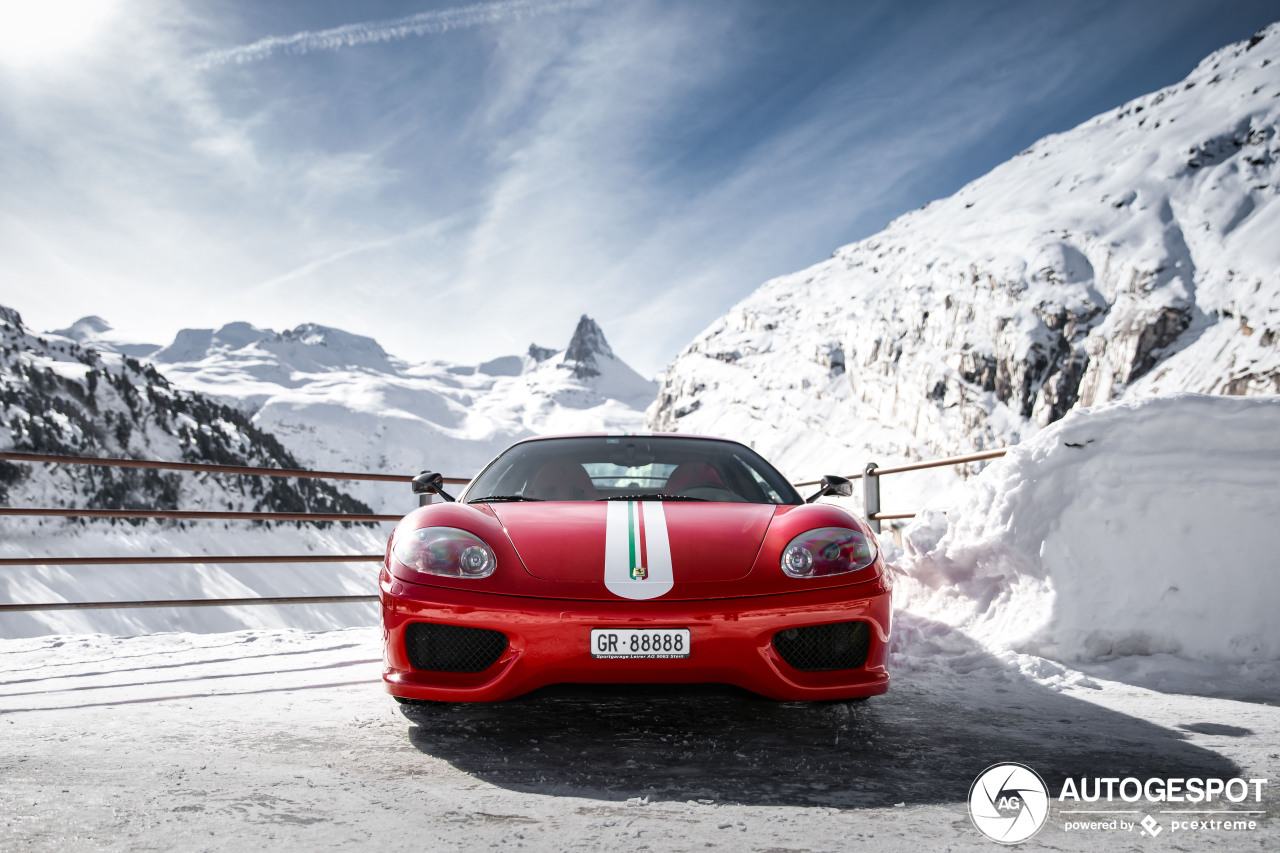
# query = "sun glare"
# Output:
<box><xmin>0</xmin><ymin>0</ymin><xmax>118</xmax><ymax>65</ymax></box>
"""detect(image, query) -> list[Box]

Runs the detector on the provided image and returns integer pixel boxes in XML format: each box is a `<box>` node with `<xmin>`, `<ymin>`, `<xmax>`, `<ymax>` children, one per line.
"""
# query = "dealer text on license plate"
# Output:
<box><xmin>591</xmin><ymin>628</ymin><xmax>690</xmax><ymax>659</ymax></box>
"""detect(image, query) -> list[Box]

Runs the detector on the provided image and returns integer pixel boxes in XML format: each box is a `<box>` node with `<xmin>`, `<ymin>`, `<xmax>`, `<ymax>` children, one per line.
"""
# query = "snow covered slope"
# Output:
<box><xmin>889</xmin><ymin>394</ymin><xmax>1280</xmax><ymax>680</ymax></box>
<box><xmin>651</xmin><ymin>25</ymin><xmax>1280</xmax><ymax>495</ymax></box>
<box><xmin>151</xmin><ymin>314</ymin><xmax>656</xmax><ymax>512</ymax></box>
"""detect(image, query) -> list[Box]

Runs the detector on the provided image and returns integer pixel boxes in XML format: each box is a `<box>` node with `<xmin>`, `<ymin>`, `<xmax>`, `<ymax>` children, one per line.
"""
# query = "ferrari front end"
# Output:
<box><xmin>380</xmin><ymin>434</ymin><xmax>892</xmax><ymax>703</ymax></box>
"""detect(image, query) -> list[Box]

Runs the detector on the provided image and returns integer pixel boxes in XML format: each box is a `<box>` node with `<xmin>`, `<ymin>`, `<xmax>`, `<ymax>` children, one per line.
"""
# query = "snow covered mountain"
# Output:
<box><xmin>650</xmin><ymin>24</ymin><xmax>1280</xmax><ymax>497</ymax></box>
<box><xmin>151</xmin><ymin>321</ymin><xmax>398</xmax><ymax>387</ymax></box>
<box><xmin>147</xmin><ymin>314</ymin><xmax>656</xmax><ymax>512</ymax></box>
<box><xmin>0</xmin><ymin>305</ymin><xmax>368</xmax><ymax>518</ymax></box>
<box><xmin>48</xmin><ymin>315</ymin><xmax>162</xmax><ymax>360</ymax></box>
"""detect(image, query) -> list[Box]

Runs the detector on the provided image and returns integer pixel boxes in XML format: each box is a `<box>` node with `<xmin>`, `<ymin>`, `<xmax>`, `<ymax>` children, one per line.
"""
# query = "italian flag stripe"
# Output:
<box><xmin>627</xmin><ymin>501</ymin><xmax>638</xmax><ymax>570</ymax></box>
<box><xmin>637</xmin><ymin>502</ymin><xmax>648</xmax><ymax>569</ymax></box>
<box><xmin>604</xmin><ymin>500</ymin><xmax>674</xmax><ymax>600</ymax></box>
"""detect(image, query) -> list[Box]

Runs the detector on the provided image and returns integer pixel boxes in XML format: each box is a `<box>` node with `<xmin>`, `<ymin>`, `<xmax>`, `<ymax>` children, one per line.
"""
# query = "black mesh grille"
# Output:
<box><xmin>772</xmin><ymin>621</ymin><xmax>871</xmax><ymax>671</ymax></box>
<box><xmin>404</xmin><ymin>622</ymin><xmax>508</xmax><ymax>673</ymax></box>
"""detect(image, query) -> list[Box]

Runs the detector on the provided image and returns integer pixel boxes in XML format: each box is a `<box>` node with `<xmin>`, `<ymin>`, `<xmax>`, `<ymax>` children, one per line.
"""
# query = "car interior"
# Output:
<box><xmin>465</xmin><ymin>437</ymin><xmax>801</xmax><ymax>505</ymax></box>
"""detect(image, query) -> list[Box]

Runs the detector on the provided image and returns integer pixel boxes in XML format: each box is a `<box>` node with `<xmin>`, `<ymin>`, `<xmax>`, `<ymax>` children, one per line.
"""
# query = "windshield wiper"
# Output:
<box><xmin>599</xmin><ymin>494</ymin><xmax>707</xmax><ymax>502</ymax></box>
<box><xmin>468</xmin><ymin>495</ymin><xmax>543</xmax><ymax>503</ymax></box>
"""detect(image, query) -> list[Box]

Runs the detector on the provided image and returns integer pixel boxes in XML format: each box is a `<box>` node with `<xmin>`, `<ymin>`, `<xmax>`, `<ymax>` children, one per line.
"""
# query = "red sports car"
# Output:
<box><xmin>380</xmin><ymin>434</ymin><xmax>891</xmax><ymax>703</ymax></box>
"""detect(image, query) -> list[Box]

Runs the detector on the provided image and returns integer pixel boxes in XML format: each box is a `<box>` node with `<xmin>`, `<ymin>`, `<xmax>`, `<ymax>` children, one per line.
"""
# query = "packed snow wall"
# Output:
<box><xmin>891</xmin><ymin>394</ymin><xmax>1280</xmax><ymax>665</ymax></box>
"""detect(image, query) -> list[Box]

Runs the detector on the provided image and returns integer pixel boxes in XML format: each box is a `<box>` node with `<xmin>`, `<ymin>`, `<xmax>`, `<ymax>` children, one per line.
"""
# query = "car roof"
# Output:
<box><xmin>507</xmin><ymin>432</ymin><xmax>748</xmax><ymax>446</ymax></box>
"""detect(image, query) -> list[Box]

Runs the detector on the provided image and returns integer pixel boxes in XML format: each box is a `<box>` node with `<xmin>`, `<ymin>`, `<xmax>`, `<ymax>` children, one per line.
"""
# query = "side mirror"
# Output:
<box><xmin>411</xmin><ymin>471</ymin><xmax>455</xmax><ymax>504</ymax></box>
<box><xmin>804</xmin><ymin>474</ymin><xmax>853</xmax><ymax>504</ymax></box>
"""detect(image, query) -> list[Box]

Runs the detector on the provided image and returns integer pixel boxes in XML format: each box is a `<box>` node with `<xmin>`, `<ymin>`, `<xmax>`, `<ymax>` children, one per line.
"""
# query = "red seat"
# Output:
<box><xmin>663</xmin><ymin>461</ymin><xmax>724</xmax><ymax>494</ymax></box>
<box><xmin>527</xmin><ymin>459</ymin><xmax>600</xmax><ymax>501</ymax></box>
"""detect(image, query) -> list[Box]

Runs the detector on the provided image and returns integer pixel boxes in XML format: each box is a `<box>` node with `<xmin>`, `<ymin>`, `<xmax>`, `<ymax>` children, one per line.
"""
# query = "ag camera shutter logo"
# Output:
<box><xmin>969</xmin><ymin>763</ymin><xmax>1050</xmax><ymax>844</ymax></box>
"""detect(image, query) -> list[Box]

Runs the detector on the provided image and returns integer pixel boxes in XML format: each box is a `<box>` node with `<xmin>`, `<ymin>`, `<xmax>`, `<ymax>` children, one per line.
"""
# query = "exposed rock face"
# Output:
<box><xmin>650</xmin><ymin>25</ymin><xmax>1280</xmax><ymax>473</ymax></box>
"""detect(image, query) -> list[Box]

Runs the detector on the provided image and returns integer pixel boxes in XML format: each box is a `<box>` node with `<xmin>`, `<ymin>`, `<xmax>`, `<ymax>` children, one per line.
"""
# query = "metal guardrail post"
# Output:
<box><xmin>863</xmin><ymin>462</ymin><xmax>880</xmax><ymax>533</ymax></box>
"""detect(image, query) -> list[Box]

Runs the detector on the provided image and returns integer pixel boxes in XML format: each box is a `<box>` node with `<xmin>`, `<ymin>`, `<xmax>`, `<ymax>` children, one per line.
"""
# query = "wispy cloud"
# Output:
<box><xmin>254</xmin><ymin>216</ymin><xmax>462</xmax><ymax>294</ymax></box>
<box><xmin>195</xmin><ymin>0</ymin><xmax>605</xmax><ymax>68</ymax></box>
<box><xmin>7</xmin><ymin>0</ymin><xmax>1263</xmax><ymax>376</ymax></box>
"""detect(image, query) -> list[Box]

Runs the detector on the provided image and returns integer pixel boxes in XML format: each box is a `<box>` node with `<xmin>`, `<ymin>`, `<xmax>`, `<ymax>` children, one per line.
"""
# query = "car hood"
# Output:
<box><xmin>490</xmin><ymin>501</ymin><xmax>775</xmax><ymax>599</ymax></box>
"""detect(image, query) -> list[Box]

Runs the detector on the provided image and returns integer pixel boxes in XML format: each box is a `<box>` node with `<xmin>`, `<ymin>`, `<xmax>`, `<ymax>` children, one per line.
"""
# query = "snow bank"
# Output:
<box><xmin>892</xmin><ymin>394</ymin><xmax>1280</xmax><ymax>665</ymax></box>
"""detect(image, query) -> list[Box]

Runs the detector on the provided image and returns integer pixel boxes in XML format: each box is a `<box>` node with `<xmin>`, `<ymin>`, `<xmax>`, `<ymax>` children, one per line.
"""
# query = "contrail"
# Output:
<box><xmin>196</xmin><ymin>0</ymin><xmax>604</xmax><ymax>68</ymax></box>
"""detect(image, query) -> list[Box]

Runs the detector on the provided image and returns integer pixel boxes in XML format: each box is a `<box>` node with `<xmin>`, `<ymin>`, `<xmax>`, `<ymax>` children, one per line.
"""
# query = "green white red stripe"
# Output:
<box><xmin>604</xmin><ymin>500</ymin><xmax>673</xmax><ymax>600</ymax></box>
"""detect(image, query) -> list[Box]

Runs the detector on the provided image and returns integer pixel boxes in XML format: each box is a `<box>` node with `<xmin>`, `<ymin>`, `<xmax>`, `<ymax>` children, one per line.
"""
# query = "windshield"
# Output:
<box><xmin>463</xmin><ymin>436</ymin><xmax>803</xmax><ymax>505</ymax></box>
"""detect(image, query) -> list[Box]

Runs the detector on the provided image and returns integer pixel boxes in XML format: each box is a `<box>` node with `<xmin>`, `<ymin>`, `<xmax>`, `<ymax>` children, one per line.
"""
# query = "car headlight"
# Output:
<box><xmin>392</xmin><ymin>527</ymin><xmax>496</xmax><ymax>579</ymax></box>
<box><xmin>780</xmin><ymin>527</ymin><xmax>877</xmax><ymax>578</ymax></box>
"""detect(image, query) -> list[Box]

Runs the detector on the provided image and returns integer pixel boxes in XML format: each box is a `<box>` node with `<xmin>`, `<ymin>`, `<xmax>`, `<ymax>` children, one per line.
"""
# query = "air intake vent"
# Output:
<box><xmin>772</xmin><ymin>621</ymin><xmax>871</xmax><ymax>671</ymax></box>
<box><xmin>404</xmin><ymin>622</ymin><xmax>508</xmax><ymax>673</ymax></box>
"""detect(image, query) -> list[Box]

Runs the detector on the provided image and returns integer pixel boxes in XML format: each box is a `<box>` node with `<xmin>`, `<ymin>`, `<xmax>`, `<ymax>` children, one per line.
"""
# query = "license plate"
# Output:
<box><xmin>591</xmin><ymin>628</ymin><xmax>690</xmax><ymax>659</ymax></box>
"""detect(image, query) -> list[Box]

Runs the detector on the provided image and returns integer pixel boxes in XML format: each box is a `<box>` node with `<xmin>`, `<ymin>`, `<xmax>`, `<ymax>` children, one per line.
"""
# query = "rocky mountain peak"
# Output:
<box><xmin>561</xmin><ymin>315</ymin><xmax>616</xmax><ymax>379</ymax></box>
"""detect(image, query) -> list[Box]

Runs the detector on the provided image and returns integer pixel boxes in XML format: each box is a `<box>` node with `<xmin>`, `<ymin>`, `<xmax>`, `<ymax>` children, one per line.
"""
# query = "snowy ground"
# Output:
<box><xmin>1</xmin><ymin>623</ymin><xmax>1276</xmax><ymax>852</ymax></box>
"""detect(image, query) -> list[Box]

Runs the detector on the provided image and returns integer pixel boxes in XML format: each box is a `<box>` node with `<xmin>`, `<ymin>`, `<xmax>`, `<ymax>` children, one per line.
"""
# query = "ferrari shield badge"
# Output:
<box><xmin>630</xmin><ymin>564</ymin><xmax>648</xmax><ymax>581</ymax></box>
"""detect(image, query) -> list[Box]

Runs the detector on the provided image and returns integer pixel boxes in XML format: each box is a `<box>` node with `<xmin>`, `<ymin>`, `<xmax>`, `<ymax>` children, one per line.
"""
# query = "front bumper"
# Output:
<box><xmin>381</xmin><ymin>573</ymin><xmax>891</xmax><ymax>702</ymax></box>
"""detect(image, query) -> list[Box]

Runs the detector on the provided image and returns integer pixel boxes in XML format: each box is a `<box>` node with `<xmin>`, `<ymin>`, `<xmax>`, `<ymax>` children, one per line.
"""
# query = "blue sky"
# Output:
<box><xmin>1</xmin><ymin>0</ymin><xmax>1275</xmax><ymax>375</ymax></box>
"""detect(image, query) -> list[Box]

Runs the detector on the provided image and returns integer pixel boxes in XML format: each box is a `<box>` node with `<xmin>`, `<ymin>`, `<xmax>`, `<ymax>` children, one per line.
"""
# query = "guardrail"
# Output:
<box><xmin>795</xmin><ymin>448</ymin><xmax>1008</xmax><ymax>533</ymax></box>
<box><xmin>0</xmin><ymin>450</ymin><xmax>446</xmax><ymax>613</ymax></box>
